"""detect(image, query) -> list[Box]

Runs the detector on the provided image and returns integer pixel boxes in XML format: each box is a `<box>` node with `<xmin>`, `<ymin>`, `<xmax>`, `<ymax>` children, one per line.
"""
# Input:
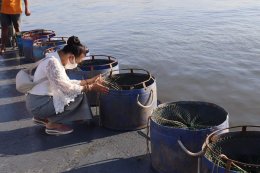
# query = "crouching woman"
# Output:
<box><xmin>25</xmin><ymin>36</ymin><xmax>109</xmax><ymax>135</ymax></box>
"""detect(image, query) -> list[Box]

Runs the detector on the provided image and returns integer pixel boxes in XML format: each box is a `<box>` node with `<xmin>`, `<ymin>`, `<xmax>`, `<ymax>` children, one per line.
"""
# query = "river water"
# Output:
<box><xmin>22</xmin><ymin>0</ymin><xmax>260</xmax><ymax>125</ymax></box>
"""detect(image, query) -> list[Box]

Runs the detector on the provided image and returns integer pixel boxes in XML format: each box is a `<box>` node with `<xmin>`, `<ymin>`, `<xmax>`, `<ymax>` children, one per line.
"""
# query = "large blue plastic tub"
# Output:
<box><xmin>22</xmin><ymin>29</ymin><xmax>55</xmax><ymax>62</ymax></box>
<box><xmin>33</xmin><ymin>37</ymin><xmax>66</xmax><ymax>61</ymax></box>
<box><xmin>202</xmin><ymin>126</ymin><xmax>260</xmax><ymax>173</ymax></box>
<box><xmin>99</xmin><ymin>69</ymin><xmax>157</xmax><ymax>130</ymax></box>
<box><xmin>150</xmin><ymin>101</ymin><xmax>229</xmax><ymax>173</ymax></box>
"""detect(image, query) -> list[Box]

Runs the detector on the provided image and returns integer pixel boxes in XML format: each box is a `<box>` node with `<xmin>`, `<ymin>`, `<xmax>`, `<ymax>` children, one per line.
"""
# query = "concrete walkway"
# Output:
<box><xmin>0</xmin><ymin>49</ymin><xmax>154</xmax><ymax>173</ymax></box>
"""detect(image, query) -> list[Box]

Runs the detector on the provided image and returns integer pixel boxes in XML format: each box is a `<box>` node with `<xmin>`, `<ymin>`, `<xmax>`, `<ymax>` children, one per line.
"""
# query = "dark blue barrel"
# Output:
<box><xmin>16</xmin><ymin>31</ymin><xmax>27</xmax><ymax>56</ymax></box>
<box><xmin>22</xmin><ymin>29</ymin><xmax>55</xmax><ymax>62</ymax></box>
<box><xmin>99</xmin><ymin>68</ymin><xmax>157</xmax><ymax>130</ymax></box>
<box><xmin>202</xmin><ymin>125</ymin><xmax>260</xmax><ymax>173</ymax></box>
<box><xmin>67</xmin><ymin>55</ymin><xmax>119</xmax><ymax>106</ymax></box>
<box><xmin>33</xmin><ymin>37</ymin><xmax>67</xmax><ymax>61</ymax></box>
<box><xmin>150</xmin><ymin>101</ymin><xmax>229</xmax><ymax>173</ymax></box>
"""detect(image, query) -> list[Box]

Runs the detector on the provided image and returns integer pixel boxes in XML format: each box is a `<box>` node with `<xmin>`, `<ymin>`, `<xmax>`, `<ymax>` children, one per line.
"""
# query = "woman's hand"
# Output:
<box><xmin>91</xmin><ymin>83</ymin><xmax>109</xmax><ymax>94</ymax></box>
<box><xmin>94</xmin><ymin>75</ymin><xmax>105</xmax><ymax>84</ymax></box>
<box><xmin>82</xmin><ymin>74</ymin><xmax>108</xmax><ymax>93</ymax></box>
<box><xmin>81</xmin><ymin>75</ymin><xmax>104</xmax><ymax>86</ymax></box>
<box><xmin>90</xmin><ymin>74</ymin><xmax>104</xmax><ymax>84</ymax></box>
<box><xmin>83</xmin><ymin>82</ymin><xmax>109</xmax><ymax>94</ymax></box>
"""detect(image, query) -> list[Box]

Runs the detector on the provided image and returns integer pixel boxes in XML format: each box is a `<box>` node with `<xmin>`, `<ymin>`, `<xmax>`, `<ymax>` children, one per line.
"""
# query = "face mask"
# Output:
<box><xmin>65</xmin><ymin>57</ymin><xmax>78</xmax><ymax>69</ymax></box>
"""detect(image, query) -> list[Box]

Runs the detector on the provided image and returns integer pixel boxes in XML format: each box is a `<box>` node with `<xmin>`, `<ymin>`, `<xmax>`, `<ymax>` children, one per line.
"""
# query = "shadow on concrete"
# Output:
<box><xmin>0</xmin><ymin>69</ymin><xmax>20</xmax><ymax>80</ymax></box>
<box><xmin>0</xmin><ymin>123</ymin><xmax>122</xmax><ymax>156</ymax></box>
<box><xmin>0</xmin><ymin>58</ymin><xmax>21</xmax><ymax>67</ymax></box>
<box><xmin>0</xmin><ymin>50</ymin><xmax>19</xmax><ymax>59</ymax></box>
<box><xmin>0</xmin><ymin>84</ymin><xmax>24</xmax><ymax>98</ymax></box>
<box><xmin>0</xmin><ymin>50</ymin><xmax>33</xmax><ymax>66</ymax></box>
<box><xmin>0</xmin><ymin>101</ymin><xmax>29</xmax><ymax>123</ymax></box>
<box><xmin>63</xmin><ymin>154</ymin><xmax>155</xmax><ymax>173</ymax></box>
<box><xmin>19</xmin><ymin>58</ymin><xmax>35</xmax><ymax>64</ymax></box>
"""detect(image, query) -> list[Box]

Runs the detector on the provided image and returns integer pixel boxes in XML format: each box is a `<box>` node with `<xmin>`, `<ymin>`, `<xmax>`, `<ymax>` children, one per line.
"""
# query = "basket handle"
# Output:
<box><xmin>177</xmin><ymin>139</ymin><xmax>206</xmax><ymax>157</ymax></box>
<box><xmin>109</xmin><ymin>68</ymin><xmax>151</xmax><ymax>77</ymax></box>
<box><xmin>48</xmin><ymin>36</ymin><xmax>68</xmax><ymax>41</ymax></box>
<box><xmin>137</xmin><ymin>90</ymin><xmax>154</xmax><ymax>108</ymax></box>
<box><xmin>178</xmin><ymin>139</ymin><xmax>206</xmax><ymax>173</ymax></box>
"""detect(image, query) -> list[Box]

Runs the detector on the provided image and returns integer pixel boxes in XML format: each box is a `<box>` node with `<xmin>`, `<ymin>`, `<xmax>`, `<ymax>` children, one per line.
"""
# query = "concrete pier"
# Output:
<box><xmin>0</xmin><ymin>49</ymin><xmax>154</xmax><ymax>173</ymax></box>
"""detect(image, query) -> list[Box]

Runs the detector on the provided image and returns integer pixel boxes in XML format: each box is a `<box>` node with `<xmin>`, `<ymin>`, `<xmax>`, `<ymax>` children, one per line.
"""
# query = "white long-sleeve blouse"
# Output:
<box><xmin>29</xmin><ymin>52</ymin><xmax>84</xmax><ymax>114</ymax></box>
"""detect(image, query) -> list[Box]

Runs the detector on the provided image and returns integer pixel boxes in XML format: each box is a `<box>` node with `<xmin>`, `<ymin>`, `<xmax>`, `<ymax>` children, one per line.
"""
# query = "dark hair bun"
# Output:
<box><xmin>67</xmin><ymin>36</ymin><xmax>81</xmax><ymax>46</ymax></box>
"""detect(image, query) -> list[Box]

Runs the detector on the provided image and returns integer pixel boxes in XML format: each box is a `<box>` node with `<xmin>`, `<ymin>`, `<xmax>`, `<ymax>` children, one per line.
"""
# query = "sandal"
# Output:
<box><xmin>45</xmin><ymin>124</ymin><xmax>73</xmax><ymax>135</ymax></box>
<box><xmin>32</xmin><ymin>117</ymin><xmax>49</xmax><ymax>126</ymax></box>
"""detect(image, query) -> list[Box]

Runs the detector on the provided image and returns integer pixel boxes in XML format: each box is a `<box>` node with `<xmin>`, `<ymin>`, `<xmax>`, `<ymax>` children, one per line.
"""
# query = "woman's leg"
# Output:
<box><xmin>26</xmin><ymin>94</ymin><xmax>73</xmax><ymax>135</ymax></box>
<box><xmin>26</xmin><ymin>93</ymin><xmax>92</xmax><ymax>135</ymax></box>
<box><xmin>48</xmin><ymin>93</ymin><xmax>93</xmax><ymax>124</ymax></box>
<box><xmin>25</xmin><ymin>94</ymin><xmax>56</xmax><ymax>121</ymax></box>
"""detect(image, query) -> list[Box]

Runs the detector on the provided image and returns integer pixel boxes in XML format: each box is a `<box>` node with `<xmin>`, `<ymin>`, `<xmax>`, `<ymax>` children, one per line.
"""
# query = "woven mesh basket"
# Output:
<box><xmin>103</xmin><ymin>69</ymin><xmax>154</xmax><ymax>90</ymax></box>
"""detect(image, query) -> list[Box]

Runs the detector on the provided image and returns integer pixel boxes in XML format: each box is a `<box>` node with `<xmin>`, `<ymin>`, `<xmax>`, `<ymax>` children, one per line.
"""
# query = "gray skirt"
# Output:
<box><xmin>26</xmin><ymin>93</ymin><xmax>93</xmax><ymax>123</ymax></box>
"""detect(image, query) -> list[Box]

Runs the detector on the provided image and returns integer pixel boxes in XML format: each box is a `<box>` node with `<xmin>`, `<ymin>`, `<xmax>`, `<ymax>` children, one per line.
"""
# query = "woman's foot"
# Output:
<box><xmin>45</xmin><ymin>123</ymin><xmax>73</xmax><ymax>135</ymax></box>
<box><xmin>32</xmin><ymin>117</ymin><xmax>49</xmax><ymax>126</ymax></box>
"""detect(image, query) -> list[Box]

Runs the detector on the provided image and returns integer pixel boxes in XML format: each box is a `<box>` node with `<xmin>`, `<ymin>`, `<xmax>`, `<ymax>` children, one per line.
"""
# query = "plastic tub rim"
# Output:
<box><xmin>150</xmin><ymin>101</ymin><xmax>229</xmax><ymax>131</ymax></box>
